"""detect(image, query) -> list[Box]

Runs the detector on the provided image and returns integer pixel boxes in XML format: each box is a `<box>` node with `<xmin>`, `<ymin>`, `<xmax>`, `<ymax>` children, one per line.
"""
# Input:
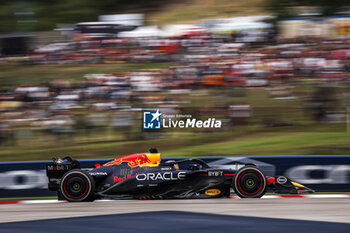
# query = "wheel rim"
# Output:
<box><xmin>63</xmin><ymin>174</ymin><xmax>89</xmax><ymax>199</ymax></box>
<box><xmin>246</xmin><ymin>178</ymin><xmax>255</xmax><ymax>187</ymax></box>
<box><xmin>237</xmin><ymin>170</ymin><xmax>263</xmax><ymax>195</ymax></box>
<box><xmin>72</xmin><ymin>182</ymin><xmax>81</xmax><ymax>191</ymax></box>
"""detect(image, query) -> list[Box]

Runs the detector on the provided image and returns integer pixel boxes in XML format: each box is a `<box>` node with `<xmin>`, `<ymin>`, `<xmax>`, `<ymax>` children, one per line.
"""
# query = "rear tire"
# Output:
<box><xmin>60</xmin><ymin>169</ymin><xmax>95</xmax><ymax>202</ymax></box>
<box><xmin>233</xmin><ymin>166</ymin><xmax>267</xmax><ymax>198</ymax></box>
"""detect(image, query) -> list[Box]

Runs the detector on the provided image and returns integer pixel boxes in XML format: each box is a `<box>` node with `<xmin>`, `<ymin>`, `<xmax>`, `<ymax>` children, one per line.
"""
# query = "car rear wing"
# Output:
<box><xmin>46</xmin><ymin>156</ymin><xmax>80</xmax><ymax>191</ymax></box>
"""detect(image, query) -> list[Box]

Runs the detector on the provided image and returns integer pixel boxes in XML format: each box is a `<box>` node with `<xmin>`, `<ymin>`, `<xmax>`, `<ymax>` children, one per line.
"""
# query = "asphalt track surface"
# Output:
<box><xmin>0</xmin><ymin>198</ymin><xmax>349</xmax><ymax>233</ymax></box>
<box><xmin>1</xmin><ymin>211</ymin><xmax>350</xmax><ymax>233</ymax></box>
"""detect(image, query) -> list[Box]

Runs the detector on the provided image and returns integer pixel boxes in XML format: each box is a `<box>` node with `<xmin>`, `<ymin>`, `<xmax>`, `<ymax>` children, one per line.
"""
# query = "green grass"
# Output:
<box><xmin>0</xmin><ymin>196</ymin><xmax>57</xmax><ymax>201</ymax></box>
<box><xmin>0</xmin><ymin>64</ymin><xmax>349</xmax><ymax>161</ymax></box>
<box><xmin>1</xmin><ymin>129</ymin><xmax>349</xmax><ymax>161</ymax></box>
<box><xmin>0</xmin><ymin>131</ymin><xmax>239</xmax><ymax>161</ymax></box>
<box><xmin>163</xmin><ymin>131</ymin><xmax>350</xmax><ymax>156</ymax></box>
<box><xmin>0</xmin><ymin>63</ymin><xmax>174</xmax><ymax>86</ymax></box>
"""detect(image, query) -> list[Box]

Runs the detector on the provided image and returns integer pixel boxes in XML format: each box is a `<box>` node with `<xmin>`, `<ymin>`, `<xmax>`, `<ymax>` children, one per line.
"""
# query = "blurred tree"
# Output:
<box><xmin>266</xmin><ymin>0</ymin><xmax>350</xmax><ymax>18</ymax></box>
<box><xmin>0</xmin><ymin>0</ymin><xmax>165</xmax><ymax>33</ymax></box>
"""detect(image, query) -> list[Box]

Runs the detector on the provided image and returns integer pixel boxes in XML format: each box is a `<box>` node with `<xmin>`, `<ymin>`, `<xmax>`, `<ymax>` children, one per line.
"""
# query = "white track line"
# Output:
<box><xmin>23</xmin><ymin>200</ymin><xmax>66</xmax><ymax>204</ymax></box>
<box><xmin>304</xmin><ymin>194</ymin><xmax>350</xmax><ymax>198</ymax></box>
<box><xmin>1</xmin><ymin>194</ymin><xmax>349</xmax><ymax>205</ymax></box>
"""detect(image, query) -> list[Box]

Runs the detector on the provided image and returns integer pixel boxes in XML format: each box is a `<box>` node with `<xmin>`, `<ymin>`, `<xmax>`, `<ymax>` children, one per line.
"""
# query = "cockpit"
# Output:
<box><xmin>103</xmin><ymin>148</ymin><xmax>210</xmax><ymax>171</ymax></box>
<box><xmin>162</xmin><ymin>158</ymin><xmax>210</xmax><ymax>171</ymax></box>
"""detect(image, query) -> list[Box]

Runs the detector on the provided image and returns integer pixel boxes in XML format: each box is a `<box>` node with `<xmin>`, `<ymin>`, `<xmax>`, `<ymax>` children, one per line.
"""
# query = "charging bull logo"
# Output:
<box><xmin>104</xmin><ymin>153</ymin><xmax>160</xmax><ymax>168</ymax></box>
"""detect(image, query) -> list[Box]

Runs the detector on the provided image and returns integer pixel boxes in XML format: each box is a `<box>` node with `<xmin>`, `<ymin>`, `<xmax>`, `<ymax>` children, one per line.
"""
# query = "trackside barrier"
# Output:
<box><xmin>0</xmin><ymin>155</ymin><xmax>349</xmax><ymax>198</ymax></box>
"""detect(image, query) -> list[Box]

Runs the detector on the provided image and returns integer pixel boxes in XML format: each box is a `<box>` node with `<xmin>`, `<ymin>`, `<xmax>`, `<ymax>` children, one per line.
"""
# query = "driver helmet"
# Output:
<box><xmin>166</xmin><ymin>160</ymin><xmax>179</xmax><ymax>170</ymax></box>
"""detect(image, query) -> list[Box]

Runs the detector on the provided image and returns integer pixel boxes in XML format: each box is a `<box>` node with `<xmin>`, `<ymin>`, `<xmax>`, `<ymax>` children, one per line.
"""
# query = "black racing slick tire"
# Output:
<box><xmin>232</xmin><ymin>166</ymin><xmax>267</xmax><ymax>198</ymax></box>
<box><xmin>60</xmin><ymin>169</ymin><xmax>95</xmax><ymax>202</ymax></box>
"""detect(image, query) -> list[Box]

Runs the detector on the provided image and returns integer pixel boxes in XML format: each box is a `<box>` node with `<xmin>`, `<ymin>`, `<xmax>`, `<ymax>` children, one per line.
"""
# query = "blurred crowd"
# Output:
<box><xmin>1</xmin><ymin>29</ymin><xmax>350</xmax><ymax>145</ymax></box>
<box><xmin>20</xmin><ymin>30</ymin><xmax>350</xmax><ymax>84</ymax></box>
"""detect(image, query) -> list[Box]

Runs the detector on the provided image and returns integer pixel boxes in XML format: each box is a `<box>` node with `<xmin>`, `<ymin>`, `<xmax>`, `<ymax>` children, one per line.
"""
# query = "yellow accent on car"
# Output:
<box><xmin>145</xmin><ymin>153</ymin><xmax>161</xmax><ymax>166</ymax></box>
<box><xmin>204</xmin><ymin>189</ymin><xmax>221</xmax><ymax>196</ymax></box>
<box><xmin>291</xmin><ymin>182</ymin><xmax>305</xmax><ymax>188</ymax></box>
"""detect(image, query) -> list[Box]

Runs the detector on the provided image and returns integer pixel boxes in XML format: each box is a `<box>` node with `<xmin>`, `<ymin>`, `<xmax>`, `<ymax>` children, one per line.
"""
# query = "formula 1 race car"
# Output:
<box><xmin>46</xmin><ymin>149</ymin><xmax>314</xmax><ymax>202</ymax></box>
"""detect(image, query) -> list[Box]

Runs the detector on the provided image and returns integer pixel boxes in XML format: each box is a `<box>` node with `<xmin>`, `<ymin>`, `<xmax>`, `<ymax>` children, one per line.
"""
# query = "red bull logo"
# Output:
<box><xmin>114</xmin><ymin>174</ymin><xmax>132</xmax><ymax>183</ymax></box>
<box><xmin>104</xmin><ymin>153</ymin><xmax>161</xmax><ymax>168</ymax></box>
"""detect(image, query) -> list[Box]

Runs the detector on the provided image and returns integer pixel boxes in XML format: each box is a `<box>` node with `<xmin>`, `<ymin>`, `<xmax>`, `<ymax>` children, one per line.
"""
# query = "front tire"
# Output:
<box><xmin>60</xmin><ymin>169</ymin><xmax>95</xmax><ymax>202</ymax></box>
<box><xmin>233</xmin><ymin>166</ymin><xmax>267</xmax><ymax>198</ymax></box>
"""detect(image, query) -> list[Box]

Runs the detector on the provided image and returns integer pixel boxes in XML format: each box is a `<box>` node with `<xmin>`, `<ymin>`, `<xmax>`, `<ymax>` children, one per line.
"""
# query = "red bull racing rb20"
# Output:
<box><xmin>46</xmin><ymin>149</ymin><xmax>314</xmax><ymax>202</ymax></box>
